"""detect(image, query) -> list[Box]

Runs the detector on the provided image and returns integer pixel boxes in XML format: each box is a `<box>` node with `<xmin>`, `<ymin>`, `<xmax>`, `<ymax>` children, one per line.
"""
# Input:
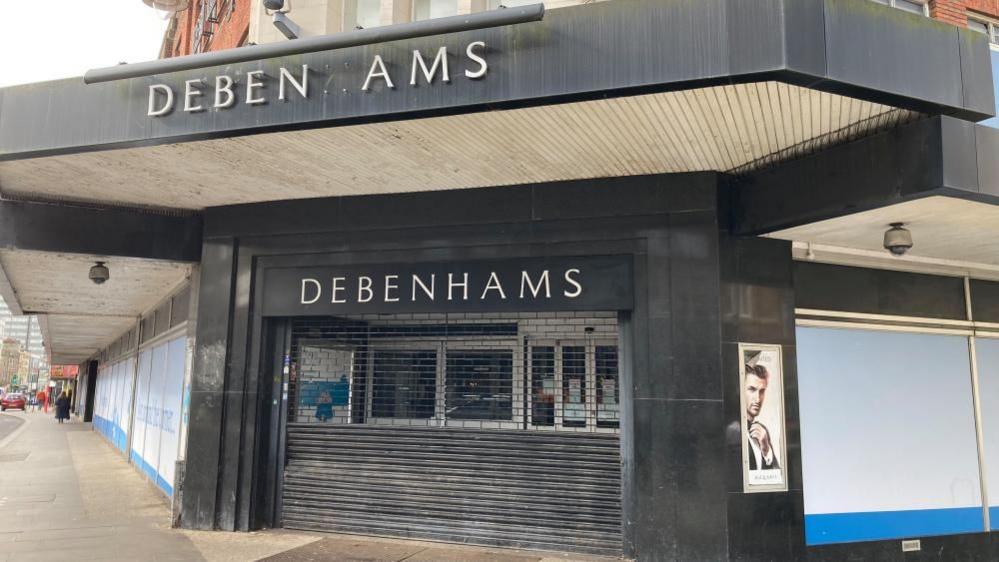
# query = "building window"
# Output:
<box><xmin>291</xmin><ymin>313</ymin><xmax>620</xmax><ymax>432</ymax></box>
<box><xmin>344</xmin><ymin>0</ymin><xmax>381</xmax><ymax>30</ymax></box>
<box><xmin>595</xmin><ymin>345</ymin><xmax>620</xmax><ymax>429</ymax></box>
<box><xmin>370</xmin><ymin>349</ymin><xmax>437</xmax><ymax>420</ymax></box>
<box><xmin>193</xmin><ymin>0</ymin><xmax>235</xmax><ymax>54</ymax></box>
<box><xmin>412</xmin><ymin>0</ymin><xmax>458</xmax><ymax>21</ymax></box>
<box><xmin>487</xmin><ymin>0</ymin><xmax>537</xmax><ymax>7</ymax></box>
<box><xmin>530</xmin><ymin>346</ymin><xmax>556</xmax><ymax>426</ymax></box>
<box><xmin>798</xmin><ymin>326</ymin><xmax>984</xmax><ymax>545</ymax></box>
<box><xmin>561</xmin><ymin>345</ymin><xmax>587</xmax><ymax>428</ymax></box>
<box><xmin>445</xmin><ymin>350</ymin><xmax>514</xmax><ymax>421</ymax></box>
<box><xmin>969</xmin><ymin>14</ymin><xmax>999</xmax><ymax>47</ymax></box>
<box><xmin>870</xmin><ymin>0</ymin><xmax>929</xmax><ymax>16</ymax></box>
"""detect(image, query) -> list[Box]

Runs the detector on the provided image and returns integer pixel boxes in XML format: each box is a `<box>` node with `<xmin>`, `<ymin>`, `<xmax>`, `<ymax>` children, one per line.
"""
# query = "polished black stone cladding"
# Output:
<box><xmin>721</xmin><ymin>235</ymin><xmax>804</xmax><ymax>562</ymax></box>
<box><xmin>794</xmin><ymin>261</ymin><xmax>967</xmax><ymax>320</ymax></box>
<box><xmin>182</xmin><ymin>173</ymin><xmax>999</xmax><ymax>561</ymax></box>
<box><xmin>972</xmin><ymin>279</ymin><xmax>999</xmax><ymax>323</ymax></box>
<box><xmin>184</xmin><ymin>173</ymin><xmax>734</xmax><ymax>561</ymax></box>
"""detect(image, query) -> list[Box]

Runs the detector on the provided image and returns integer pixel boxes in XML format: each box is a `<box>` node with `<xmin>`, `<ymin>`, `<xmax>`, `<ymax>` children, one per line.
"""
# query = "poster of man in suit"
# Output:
<box><xmin>740</xmin><ymin>343</ymin><xmax>788</xmax><ymax>493</ymax></box>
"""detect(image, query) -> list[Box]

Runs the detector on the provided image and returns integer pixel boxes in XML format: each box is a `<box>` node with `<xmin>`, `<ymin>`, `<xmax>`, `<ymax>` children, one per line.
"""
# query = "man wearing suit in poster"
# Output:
<box><xmin>745</xmin><ymin>362</ymin><xmax>780</xmax><ymax>471</ymax></box>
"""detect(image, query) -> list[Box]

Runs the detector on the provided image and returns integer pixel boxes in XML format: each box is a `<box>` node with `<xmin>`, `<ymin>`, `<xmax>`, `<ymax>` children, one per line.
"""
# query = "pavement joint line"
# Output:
<box><xmin>393</xmin><ymin>547</ymin><xmax>429</xmax><ymax>562</ymax></box>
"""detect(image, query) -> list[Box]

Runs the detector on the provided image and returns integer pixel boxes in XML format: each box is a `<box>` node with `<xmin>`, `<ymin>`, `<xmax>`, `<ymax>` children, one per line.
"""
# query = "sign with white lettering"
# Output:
<box><xmin>261</xmin><ymin>256</ymin><xmax>633</xmax><ymax>316</ymax></box>
<box><xmin>146</xmin><ymin>41</ymin><xmax>488</xmax><ymax>118</ymax></box>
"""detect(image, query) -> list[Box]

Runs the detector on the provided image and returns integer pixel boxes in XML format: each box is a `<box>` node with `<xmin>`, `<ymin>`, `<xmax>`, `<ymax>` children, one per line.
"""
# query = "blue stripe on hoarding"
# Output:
<box><xmin>156</xmin><ymin>475</ymin><xmax>173</xmax><ymax>496</ymax></box>
<box><xmin>95</xmin><ymin>416</ymin><xmax>108</xmax><ymax>439</ymax></box>
<box><xmin>991</xmin><ymin>507</ymin><xmax>999</xmax><ymax>531</ymax></box>
<box><xmin>116</xmin><ymin>427</ymin><xmax>127</xmax><ymax>453</ymax></box>
<box><xmin>805</xmin><ymin>508</ymin><xmax>985</xmax><ymax>545</ymax></box>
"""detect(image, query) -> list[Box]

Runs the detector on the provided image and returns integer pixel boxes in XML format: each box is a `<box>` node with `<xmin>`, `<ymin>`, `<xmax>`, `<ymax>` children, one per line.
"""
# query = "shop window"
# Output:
<box><xmin>869</xmin><ymin>0</ymin><xmax>928</xmax><ymax>16</ymax></box>
<box><xmin>289</xmin><ymin>314</ymin><xmax>620</xmax><ymax>433</ymax></box>
<box><xmin>562</xmin><ymin>345</ymin><xmax>587</xmax><ymax>428</ymax></box>
<box><xmin>170</xmin><ymin>287</ymin><xmax>190</xmax><ymax>328</ymax></box>
<box><xmin>412</xmin><ymin>0</ymin><xmax>458</xmax><ymax>21</ymax></box>
<box><xmin>595</xmin><ymin>345</ymin><xmax>620</xmax><ymax>429</ymax></box>
<box><xmin>445</xmin><ymin>350</ymin><xmax>513</xmax><ymax>421</ymax></box>
<box><xmin>530</xmin><ymin>346</ymin><xmax>556</xmax><ymax>426</ymax></box>
<box><xmin>797</xmin><ymin>326</ymin><xmax>984</xmax><ymax>545</ymax></box>
<box><xmin>140</xmin><ymin>315</ymin><xmax>155</xmax><ymax>345</ymax></box>
<box><xmin>370</xmin><ymin>349</ymin><xmax>437</xmax><ymax>420</ymax></box>
<box><xmin>154</xmin><ymin>301</ymin><xmax>171</xmax><ymax>337</ymax></box>
<box><xmin>975</xmin><ymin>337</ymin><xmax>999</xmax><ymax>530</ymax></box>
<box><xmin>527</xmin><ymin>340</ymin><xmax>618</xmax><ymax>431</ymax></box>
<box><xmin>344</xmin><ymin>0</ymin><xmax>381</xmax><ymax>30</ymax></box>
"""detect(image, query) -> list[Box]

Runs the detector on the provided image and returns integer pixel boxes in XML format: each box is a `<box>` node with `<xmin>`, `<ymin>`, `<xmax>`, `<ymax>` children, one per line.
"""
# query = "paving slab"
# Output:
<box><xmin>0</xmin><ymin>412</ymin><xmax>625</xmax><ymax>562</ymax></box>
<box><xmin>259</xmin><ymin>533</ymin><xmax>620</xmax><ymax>562</ymax></box>
<box><xmin>0</xmin><ymin>412</ymin><xmax>203</xmax><ymax>562</ymax></box>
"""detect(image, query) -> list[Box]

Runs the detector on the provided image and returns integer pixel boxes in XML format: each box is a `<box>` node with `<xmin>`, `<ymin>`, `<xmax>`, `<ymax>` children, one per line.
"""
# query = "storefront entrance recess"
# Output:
<box><xmin>277</xmin><ymin>312</ymin><xmax>623</xmax><ymax>555</ymax></box>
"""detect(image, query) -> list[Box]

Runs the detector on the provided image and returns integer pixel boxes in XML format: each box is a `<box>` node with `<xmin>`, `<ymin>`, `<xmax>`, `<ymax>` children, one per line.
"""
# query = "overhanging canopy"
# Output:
<box><xmin>0</xmin><ymin>0</ymin><xmax>994</xmax><ymax>364</ymax></box>
<box><xmin>0</xmin><ymin>0</ymin><xmax>993</xmax><ymax>211</ymax></box>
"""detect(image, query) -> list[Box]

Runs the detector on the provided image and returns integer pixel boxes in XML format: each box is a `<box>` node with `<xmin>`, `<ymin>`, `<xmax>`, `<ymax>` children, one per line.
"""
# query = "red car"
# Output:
<box><xmin>1</xmin><ymin>393</ymin><xmax>26</xmax><ymax>411</ymax></box>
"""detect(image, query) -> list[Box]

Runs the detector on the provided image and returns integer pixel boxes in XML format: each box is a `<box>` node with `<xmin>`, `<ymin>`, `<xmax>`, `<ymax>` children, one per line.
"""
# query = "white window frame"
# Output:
<box><xmin>343</xmin><ymin>0</ymin><xmax>382</xmax><ymax>31</ymax></box>
<box><xmin>365</xmin><ymin>341</ymin><xmax>443</xmax><ymax>427</ymax></box>
<box><xmin>442</xmin><ymin>339</ymin><xmax>523</xmax><ymax>430</ymax></box>
<box><xmin>411</xmin><ymin>0</ymin><xmax>459</xmax><ymax>21</ymax></box>
<box><xmin>363</xmin><ymin>336</ymin><xmax>523</xmax><ymax>429</ymax></box>
<box><xmin>487</xmin><ymin>0</ymin><xmax>537</xmax><ymax>9</ymax></box>
<box><xmin>969</xmin><ymin>13</ymin><xmax>999</xmax><ymax>49</ymax></box>
<box><xmin>527</xmin><ymin>338</ymin><xmax>619</xmax><ymax>434</ymax></box>
<box><xmin>871</xmin><ymin>0</ymin><xmax>929</xmax><ymax>17</ymax></box>
<box><xmin>795</xmin><ymin>273</ymin><xmax>999</xmax><ymax>533</ymax></box>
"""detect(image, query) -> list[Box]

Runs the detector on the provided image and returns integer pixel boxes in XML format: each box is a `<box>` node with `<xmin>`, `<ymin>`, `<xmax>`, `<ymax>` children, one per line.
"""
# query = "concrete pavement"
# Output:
<box><xmin>0</xmin><ymin>414</ymin><xmax>22</xmax><ymax>442</ymax></box>
<box><xmin>0</xmin><ymin>412</ymin><xmax>622</xmax><ymax>562</ymax></box>
<box><xmin>0</xmin><ymin>410</ymin><xmax>213</xmax><ymax>561</ymax></box>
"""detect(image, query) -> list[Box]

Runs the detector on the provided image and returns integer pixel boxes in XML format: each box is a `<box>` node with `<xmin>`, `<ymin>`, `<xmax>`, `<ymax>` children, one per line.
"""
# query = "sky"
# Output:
<box><xmin>0</xmin><ymin>0</ymin><xmax>170</xmax><ymax>88</ymax></box>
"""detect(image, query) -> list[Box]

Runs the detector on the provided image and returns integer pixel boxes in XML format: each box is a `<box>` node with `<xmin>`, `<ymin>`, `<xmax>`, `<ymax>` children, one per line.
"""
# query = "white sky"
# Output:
<box><xmin>0</xmin><ymin>1</ymin><xmax>170</xmax><ymax>87</ymax></box>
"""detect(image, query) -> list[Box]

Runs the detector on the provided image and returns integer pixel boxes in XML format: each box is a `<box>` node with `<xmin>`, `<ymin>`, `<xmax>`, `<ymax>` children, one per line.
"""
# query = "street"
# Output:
<box><xmin>0</xmin><ymin>414</ymin><xmax>22</xmax><ymax>443</ymax></box>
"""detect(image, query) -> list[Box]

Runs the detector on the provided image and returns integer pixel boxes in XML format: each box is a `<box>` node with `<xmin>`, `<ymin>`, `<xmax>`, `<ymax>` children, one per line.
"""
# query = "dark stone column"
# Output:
<box><xmin>180</xmin><ymin>237</ymin><xmax>237</xmax><ymax>530</ymax></box>
<box><xmin>720</xmin><ymin>235</ymin><xmax>805</xmax><ymax>561</ymax></box>
<box><xmin>624</xmin><ymin>176</ymin><xmax>729</xmax><ymax>561</ymax></box>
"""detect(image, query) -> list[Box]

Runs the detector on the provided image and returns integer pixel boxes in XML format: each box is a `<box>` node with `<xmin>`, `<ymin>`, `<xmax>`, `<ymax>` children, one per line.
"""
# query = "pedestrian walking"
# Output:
<box><xmin>55</xmin><ymin>391</ymin><xmax>70</xmax><ymax>424</ymax></box>
<box><xmin>35</xmin><ymin>390</ymin><xmax>46</xmax><ymax>413</ymax></box>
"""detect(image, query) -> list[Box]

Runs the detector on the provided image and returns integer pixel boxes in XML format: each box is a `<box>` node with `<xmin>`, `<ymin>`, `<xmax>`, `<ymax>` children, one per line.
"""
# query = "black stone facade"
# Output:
<box><xmin>0</xmin><ymin>1</ymin><xmax>994</xmax><ymax>559</ymax></box>
<box><xmin>177</xmin><ymin>173</ymin><xmax>805</xmax><ymax>560</ymax></box>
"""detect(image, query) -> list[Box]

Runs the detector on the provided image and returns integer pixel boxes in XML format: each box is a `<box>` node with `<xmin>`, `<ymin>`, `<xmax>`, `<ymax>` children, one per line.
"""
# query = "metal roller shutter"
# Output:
<box><xmin>282</xmin><ymin>425</ymin><xmax>622</xmax><ymax>555</ymax></box>
<box><xmin>280</xmin><ymin>312</ymin><xmax>623</xmax><ymax>555</ymax></box>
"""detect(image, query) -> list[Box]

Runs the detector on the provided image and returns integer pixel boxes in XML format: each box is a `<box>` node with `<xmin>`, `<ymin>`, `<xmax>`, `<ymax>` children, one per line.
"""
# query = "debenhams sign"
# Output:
<box><xmin>261</xmin><ymin>256</ymin><xmax>634</xmax><ymax>316</ymax></box>
<box><xmin>146</xmin><ymin>41</ymin><xmax>488</xmax><ymax>117</ymax></box>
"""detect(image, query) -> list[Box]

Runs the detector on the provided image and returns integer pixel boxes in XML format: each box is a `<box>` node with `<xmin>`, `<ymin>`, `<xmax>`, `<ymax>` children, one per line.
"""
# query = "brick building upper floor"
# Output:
<box><xmin>156</xmin><ymin>0</ymin><xmax>999</xmax><ymax>60</ymax></box>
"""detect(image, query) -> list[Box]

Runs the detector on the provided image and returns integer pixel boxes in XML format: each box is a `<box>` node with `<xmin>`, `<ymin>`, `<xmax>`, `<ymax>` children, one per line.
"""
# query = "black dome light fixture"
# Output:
<box><xmin>883</xmin><ymin>223</ymin><xmax>913</xmax><ymax>257</ymax></box>
<box><xmin>89</xmin><ymin>261</ymin><xmax>110</xmax><ymax>285</ymax></box>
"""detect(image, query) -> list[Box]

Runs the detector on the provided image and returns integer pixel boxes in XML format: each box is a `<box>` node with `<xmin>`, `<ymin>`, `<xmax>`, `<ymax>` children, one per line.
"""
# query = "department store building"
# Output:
<box><xmin>2</xmin><ymin>1</ymin><xmax>999</xmax><ymax>559</ymax></box>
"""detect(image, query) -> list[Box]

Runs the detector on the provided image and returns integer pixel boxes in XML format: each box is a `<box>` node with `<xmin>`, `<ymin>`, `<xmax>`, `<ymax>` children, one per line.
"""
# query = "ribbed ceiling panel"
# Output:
<box><xmin>0</xmin><ymin>250</ymin><xmax>191</xmax><ymax>363</ymax></box>
<box><xmin>0</xmin><ymin>82</ymin><xmax>920</xmax><ymax>211</ymax></box>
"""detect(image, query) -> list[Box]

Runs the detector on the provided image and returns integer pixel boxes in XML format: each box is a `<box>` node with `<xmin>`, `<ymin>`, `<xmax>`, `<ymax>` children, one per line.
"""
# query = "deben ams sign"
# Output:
<box><xmin>261</xmin><ymin>256</ymin><xmax>634</xmax><ymax>316</ymax></box>
<box><xmin>146</xmin><ymin>41</ymin><xmax>488</xmax><ymax>117</ymax></box>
